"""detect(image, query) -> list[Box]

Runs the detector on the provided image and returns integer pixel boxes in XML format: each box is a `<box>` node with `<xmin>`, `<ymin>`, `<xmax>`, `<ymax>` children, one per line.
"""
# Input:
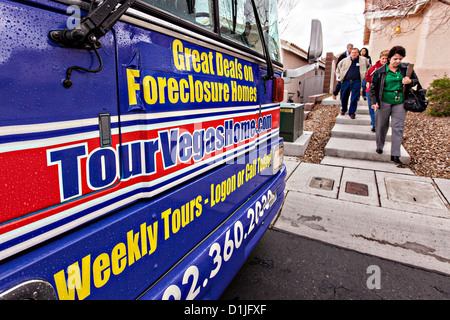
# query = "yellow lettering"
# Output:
<box><xmin>223</xmin><ymin>83</ymin><xmax>229</xmax><ymax>102</ymax></box>
<box><xmin>229</xmin><ymin>60</ymin><xmax>235</xmax><ymax>78</ymax></box>
<box><xmin>161</xmin><ymin>208</ymin><xmax>171</xmax><ymax>240</ymax></box>
<box><xmin>53</xmin><ymin>219</ymin><xmax>159</xmax><ymax>300</ymax></box>
<box><xmin>210</xmin><ymin>176</ymin><xmax>235</xmax><ymax>207</ymax></box>
<box><xmin>167</xmin><ymin>77</ymin><xmax>179</xmax><ymax>103</ymax></box>
<box><xmin>147</xmin><ymin>221</ymin><xmax>158</xmax><ymax>255</ymax></box>
<box><xmin>195</xmin><ymin>195</ymin><xmax>202</xmax><ymax>217</ymax></box>
<box><xmin>210</xmin><ymin>183</ymin><xmax>216</xmax><ymax>207</ymax></box>
<box><xmin>216</xmin><ymin>52</ymin><xmax>223</xmax><ymax>76</ymax></box>
<box><xmin>111</xmin><ymin>243</ymin><xmax>127</xmax><ymax>275</ymax></box>
<box><xmin>208</xmin><ymin>52</ymin><xmax>215</xmax><ymax>75</ymax></box>
<box><xmin>245</xmin><ymin>161</ymin><xmax>257</xmax><ymax>181</ymax></box>
<box><xmin>172</xmin><ymin>208</ymin><xmax>181</xmax><ymax>234</ymax></box>
<box><xmin>201</xmin><ymin>52</ymin><xmax>210</xmax><ymax>74</ymax></box>
<box><xmin>238</xmin><ymin>63</ymin><xmax>243</xmax><ymax>80</ymax></box>
<box><xmin>157</xmin><ymin>77</ymin><xmax>167</xmax><ymax>104</ymax></box>
<box><xmin>185</xmin><ymin>47</ymin><xmax>192</xmax><ymax>71</ymax></box>
<box><xmin>181</xmin><ymin>202</ymin><xmax>191</xmax><ymax>228</ymax></box>
<box><xmin>172</xmin><ymin>39</ymin><xmax>185</xmax><ymax>71</ymax></box>
<box><xmin>126</xmin><ymin>69</ymin><xmax>140</xmax><ymax>105</ymax></box>
<box><xmin>93</xmin><ymin>253</ymin><xmax>110</xmax><ymax>288</ymax></box>
<box><xmin>217</xmin><ymin>82</ymin><xmax>223</xmax><ymax>101</ymax></box>
<box><xmin>140</xmin><ymin>223</ymin><xmax>147</xmax><ymax>256</ymax></box>
<box><xmin>179</xmin><ymin>79</ymin><xmax>189</xmax><ymax>103</ymax></box>
<box><xmin>142</xmin><ymin>75</ymin><xmax>158</xmax><ymax>105</ymax></box>
<box><xmin>204</xmin><ymin>81</ymin><xmax>211</xmax><ymax>102</ymax></box>
<box><xmin>188</xmin><ymin>75</ymin><xmax>195</xmax><ymax>103</ymax></box>
<box><xmin>223</xmin><ymin>58</ymin><xmax>229</xmax><ymax>78</ymax></box>
<box><xmin>221</xmin><ymin>180</ymin><xmax>227</xmax><ymax>202</ymax></box>
<box><xmin>195</xmin><ymin>80</ymin><xmax>203</xmax><ymax>103</ymax></box>
<box><xmin>231</xmin><ymin>81</ymin><xmax>237</xmax><ymax>101</ymax></box>
<box><xmin>192</xmin><ymin>50</ymin><xmax>201</xmax><ymax>73</ymax></box>
<box><xmin>127</xmin><ymin>229</ymin><xmax>141</xmax><ymax>266</ymax></box>
<box><xmin>54</xmin><ymin>255</ymin><xmax>91</xmax><ymax>300</ymax></box>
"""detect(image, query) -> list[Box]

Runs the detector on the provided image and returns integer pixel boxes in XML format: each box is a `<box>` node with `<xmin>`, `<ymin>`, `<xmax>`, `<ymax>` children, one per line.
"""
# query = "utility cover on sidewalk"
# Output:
<box><xmin>385</xmin><ymin>177</ymin><xmax>445</xmax><ymax>209</ymax></box>
<box><xmin>309</xmin><ymin>177</ymin><xmax>334</xmax><ymax>191</ymax></box>
<box><xmin>345</xmin><ymin>182</ymin><xmax>369</xmax><ymax>196</ymax></box>
<box><xmin>376</xmin><ymin>172</ymin><xmax>448</xmax><ymax>217</ymax></box>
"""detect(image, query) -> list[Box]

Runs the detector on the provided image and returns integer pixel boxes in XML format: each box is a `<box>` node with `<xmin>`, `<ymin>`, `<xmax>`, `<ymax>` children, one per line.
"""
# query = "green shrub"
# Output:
<box><xmin>426</xmin><ymin>73</ymin><xmax>450</xmax><ymax>117</ymax></box>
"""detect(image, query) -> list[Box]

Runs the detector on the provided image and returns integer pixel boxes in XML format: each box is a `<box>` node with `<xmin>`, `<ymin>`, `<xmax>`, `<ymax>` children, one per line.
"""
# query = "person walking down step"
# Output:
<box><xmin>369</xmin><ymin>46</ymin><xmax>419</xmax><ymax>164</ymax></box>
<box><xmin>365</xmin><ymin>50</ymin><xmax>389</xmax><ymax>132</ymax></box>
<box><xmin>336</xmin><ymin>48</ymin><xmax>371</xmax><ymax>119</ymax></box>
<box><xmin>333</xmin><ymin>43</ymin><xmax>353</xmax><ymax>99</ymax></box>
<box><xmin>359</xmin><ymin>47</ymin><xmax>372</xmax><ymax>101</ymax></box>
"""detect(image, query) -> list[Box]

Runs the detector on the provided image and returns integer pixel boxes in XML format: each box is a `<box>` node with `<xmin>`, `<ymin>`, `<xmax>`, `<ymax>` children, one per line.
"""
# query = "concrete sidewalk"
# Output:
<box><xmin>272</xmin><ymin>157</ymin><xmax>450</xmax><ymax>275</ymax></box>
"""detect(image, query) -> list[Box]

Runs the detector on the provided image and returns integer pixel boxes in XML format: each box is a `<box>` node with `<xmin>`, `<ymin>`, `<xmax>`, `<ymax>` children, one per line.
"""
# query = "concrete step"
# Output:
<box><xmin>321</xmin><ymin>97</ymin><xmax>341</xmax><ymax>105</ymax></box>
<box><xmin>354</xmin><ymin>105</ymin><xmax>370</xmax><ymax>115</ymax></box>
<box><xmin>335</xmin><ymin>114</ymin><xmax>372</xmax><ymax>126</ymax></box>
<box><xmin>321</xmin><ymin>156</ymin><xmax>414</xmax><ymax>175</ymax></box>
<box><xmin>321</xmin><ymin>97</ymin><xmax>370</xmax><ymax>108</ymax></box>
<box><xmin>324</xmin><ymin>137</ymin><xmax>410</xmax><ymax>164</ymax></box>
<box><xmin>331</xmin><ymin>123</ymin><xmax>391</xmax><ymax>141</ymax></box>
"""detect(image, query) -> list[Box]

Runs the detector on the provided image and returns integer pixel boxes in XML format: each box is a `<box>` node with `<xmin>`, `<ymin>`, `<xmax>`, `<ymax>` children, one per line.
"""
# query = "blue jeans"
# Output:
<box><xmin>361</xmin><ymin>79</ymin><xmax>367</xmax><ymax>98</ymax></box>
<box><xmin>340</xmin><ymin>80</ymin><xmax>361</xmax><ymax>115</ymax></box>
<box><xmin>367</xmin><ymin>95</ymin><xmax>375</xmax><ymax>128</ymax></box>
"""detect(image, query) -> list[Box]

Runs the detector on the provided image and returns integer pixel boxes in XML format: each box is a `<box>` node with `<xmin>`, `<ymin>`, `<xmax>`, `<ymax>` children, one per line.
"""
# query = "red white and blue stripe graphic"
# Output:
<box><xmin>0</xmin><ymin>104</ymin><xmax>280</xmax><ymax>260</ymax></box>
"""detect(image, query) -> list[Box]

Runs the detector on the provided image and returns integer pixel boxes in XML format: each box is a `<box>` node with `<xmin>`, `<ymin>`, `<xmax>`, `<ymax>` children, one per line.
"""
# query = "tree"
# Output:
<box><xmin>365</xmin><ymin>0</ymin><xmax>450</xmax><ymax>38</ymax></box>
<box><xmin>277</xmin><ymin>0</ymin><xmax>302</xmax><ymax>35</ymax></box>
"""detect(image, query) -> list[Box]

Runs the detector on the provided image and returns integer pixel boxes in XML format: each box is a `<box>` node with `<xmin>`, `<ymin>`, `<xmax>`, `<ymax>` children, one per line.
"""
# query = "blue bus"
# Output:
<box><xmin>0</xmin><ymin>0</ymin><xmax>321</xmax><ymax>300</ymax></box>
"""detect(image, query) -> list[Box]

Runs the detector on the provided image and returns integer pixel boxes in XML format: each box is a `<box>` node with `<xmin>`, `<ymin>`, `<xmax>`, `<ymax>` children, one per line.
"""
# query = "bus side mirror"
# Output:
<box><xmin>307</xmin><ymin>19</ymin><xmax>323</xmax><ymax>64</ymax></box>
<box><xmin>282</xmin><ymin>19</ymin><xmax>323</xmax><ymax>83</ymax></box>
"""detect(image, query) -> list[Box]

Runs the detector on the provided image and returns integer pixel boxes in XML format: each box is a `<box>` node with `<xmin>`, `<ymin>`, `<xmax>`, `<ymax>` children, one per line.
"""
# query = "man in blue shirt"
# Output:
<box><xmin>336</xmin><ymin>48</ymin><xmax>371</xmax><ymax>118</ymax></box>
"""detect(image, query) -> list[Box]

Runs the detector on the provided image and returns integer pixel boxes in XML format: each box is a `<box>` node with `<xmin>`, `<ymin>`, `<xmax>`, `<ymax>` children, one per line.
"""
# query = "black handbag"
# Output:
<box><xmin>404</xmin><ymin>82</ymin><xmax>429</xmax><ymax>112</ymax></box>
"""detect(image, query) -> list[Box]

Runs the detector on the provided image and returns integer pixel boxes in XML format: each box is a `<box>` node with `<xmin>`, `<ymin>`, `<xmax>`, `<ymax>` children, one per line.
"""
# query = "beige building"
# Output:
<box><xmin>363</xmin><ymin>0</ymin><xmax>450</xmax><ymax>88</ymax></box>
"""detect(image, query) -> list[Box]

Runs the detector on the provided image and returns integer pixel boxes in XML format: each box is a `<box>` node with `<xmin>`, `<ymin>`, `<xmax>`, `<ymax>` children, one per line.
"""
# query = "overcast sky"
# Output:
<box><xmin>278</xmin><ymin>0</ymin><xmax>366</xmax><ymax>57</ymax></box>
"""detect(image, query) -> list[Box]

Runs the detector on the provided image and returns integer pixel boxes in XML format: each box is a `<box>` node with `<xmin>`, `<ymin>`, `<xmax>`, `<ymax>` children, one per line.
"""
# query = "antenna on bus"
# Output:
<box><xmin>49</xmin><ymin>0</ymin><xmax>137</xmax><ymax>87</ymax></box>
<box><xmin>49</xmin><ymin>0</ymin><xmax>137</xmax><ymax>50</ymax></box>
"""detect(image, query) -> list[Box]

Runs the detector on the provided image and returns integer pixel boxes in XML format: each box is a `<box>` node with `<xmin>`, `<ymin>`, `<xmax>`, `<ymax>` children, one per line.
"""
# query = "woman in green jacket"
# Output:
<box><xmin>369</xmin><ymin>46</ymin><xmax>419</xmax><ymax>164</ymax></box>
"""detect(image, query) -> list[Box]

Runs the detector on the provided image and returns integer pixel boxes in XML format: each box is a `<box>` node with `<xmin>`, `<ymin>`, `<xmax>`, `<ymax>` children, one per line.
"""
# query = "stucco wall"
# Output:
<box><xmin>366</xmin><ymin>2</ymin><xmax>450</xmax><ymax>88</ymax></box>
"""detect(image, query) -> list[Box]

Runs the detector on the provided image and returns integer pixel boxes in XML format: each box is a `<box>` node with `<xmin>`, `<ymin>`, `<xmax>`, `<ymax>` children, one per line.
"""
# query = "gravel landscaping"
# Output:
<box><xmin>298</xmin><ymin>103</ymin><xmax>449</xmax><ymax>179</ymax></box>
<box><xmin>403</xmin><ymin>111</ymin><xmax>450</xmax><ymax>179</ymax></box>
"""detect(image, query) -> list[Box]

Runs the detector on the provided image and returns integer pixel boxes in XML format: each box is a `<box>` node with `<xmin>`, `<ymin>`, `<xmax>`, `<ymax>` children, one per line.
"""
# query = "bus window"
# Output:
<box><xmin>218</xmin><ymin>0</ymin><xmax>280</xmax><ymax>62</ymax></box>
<box><xmin>218</xmin><ymin>0</ymin><xmax>262</xmax><ymax>53</ymax></box>
<box><xmin>142</xmin><ymin>0</ymin><xmax>214</xmax><ymax>30</ymax></box>
<box><xmin>265</xmin><ymin>0</ymin><xmax>281</xmax><ymax>62</ymax></box>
